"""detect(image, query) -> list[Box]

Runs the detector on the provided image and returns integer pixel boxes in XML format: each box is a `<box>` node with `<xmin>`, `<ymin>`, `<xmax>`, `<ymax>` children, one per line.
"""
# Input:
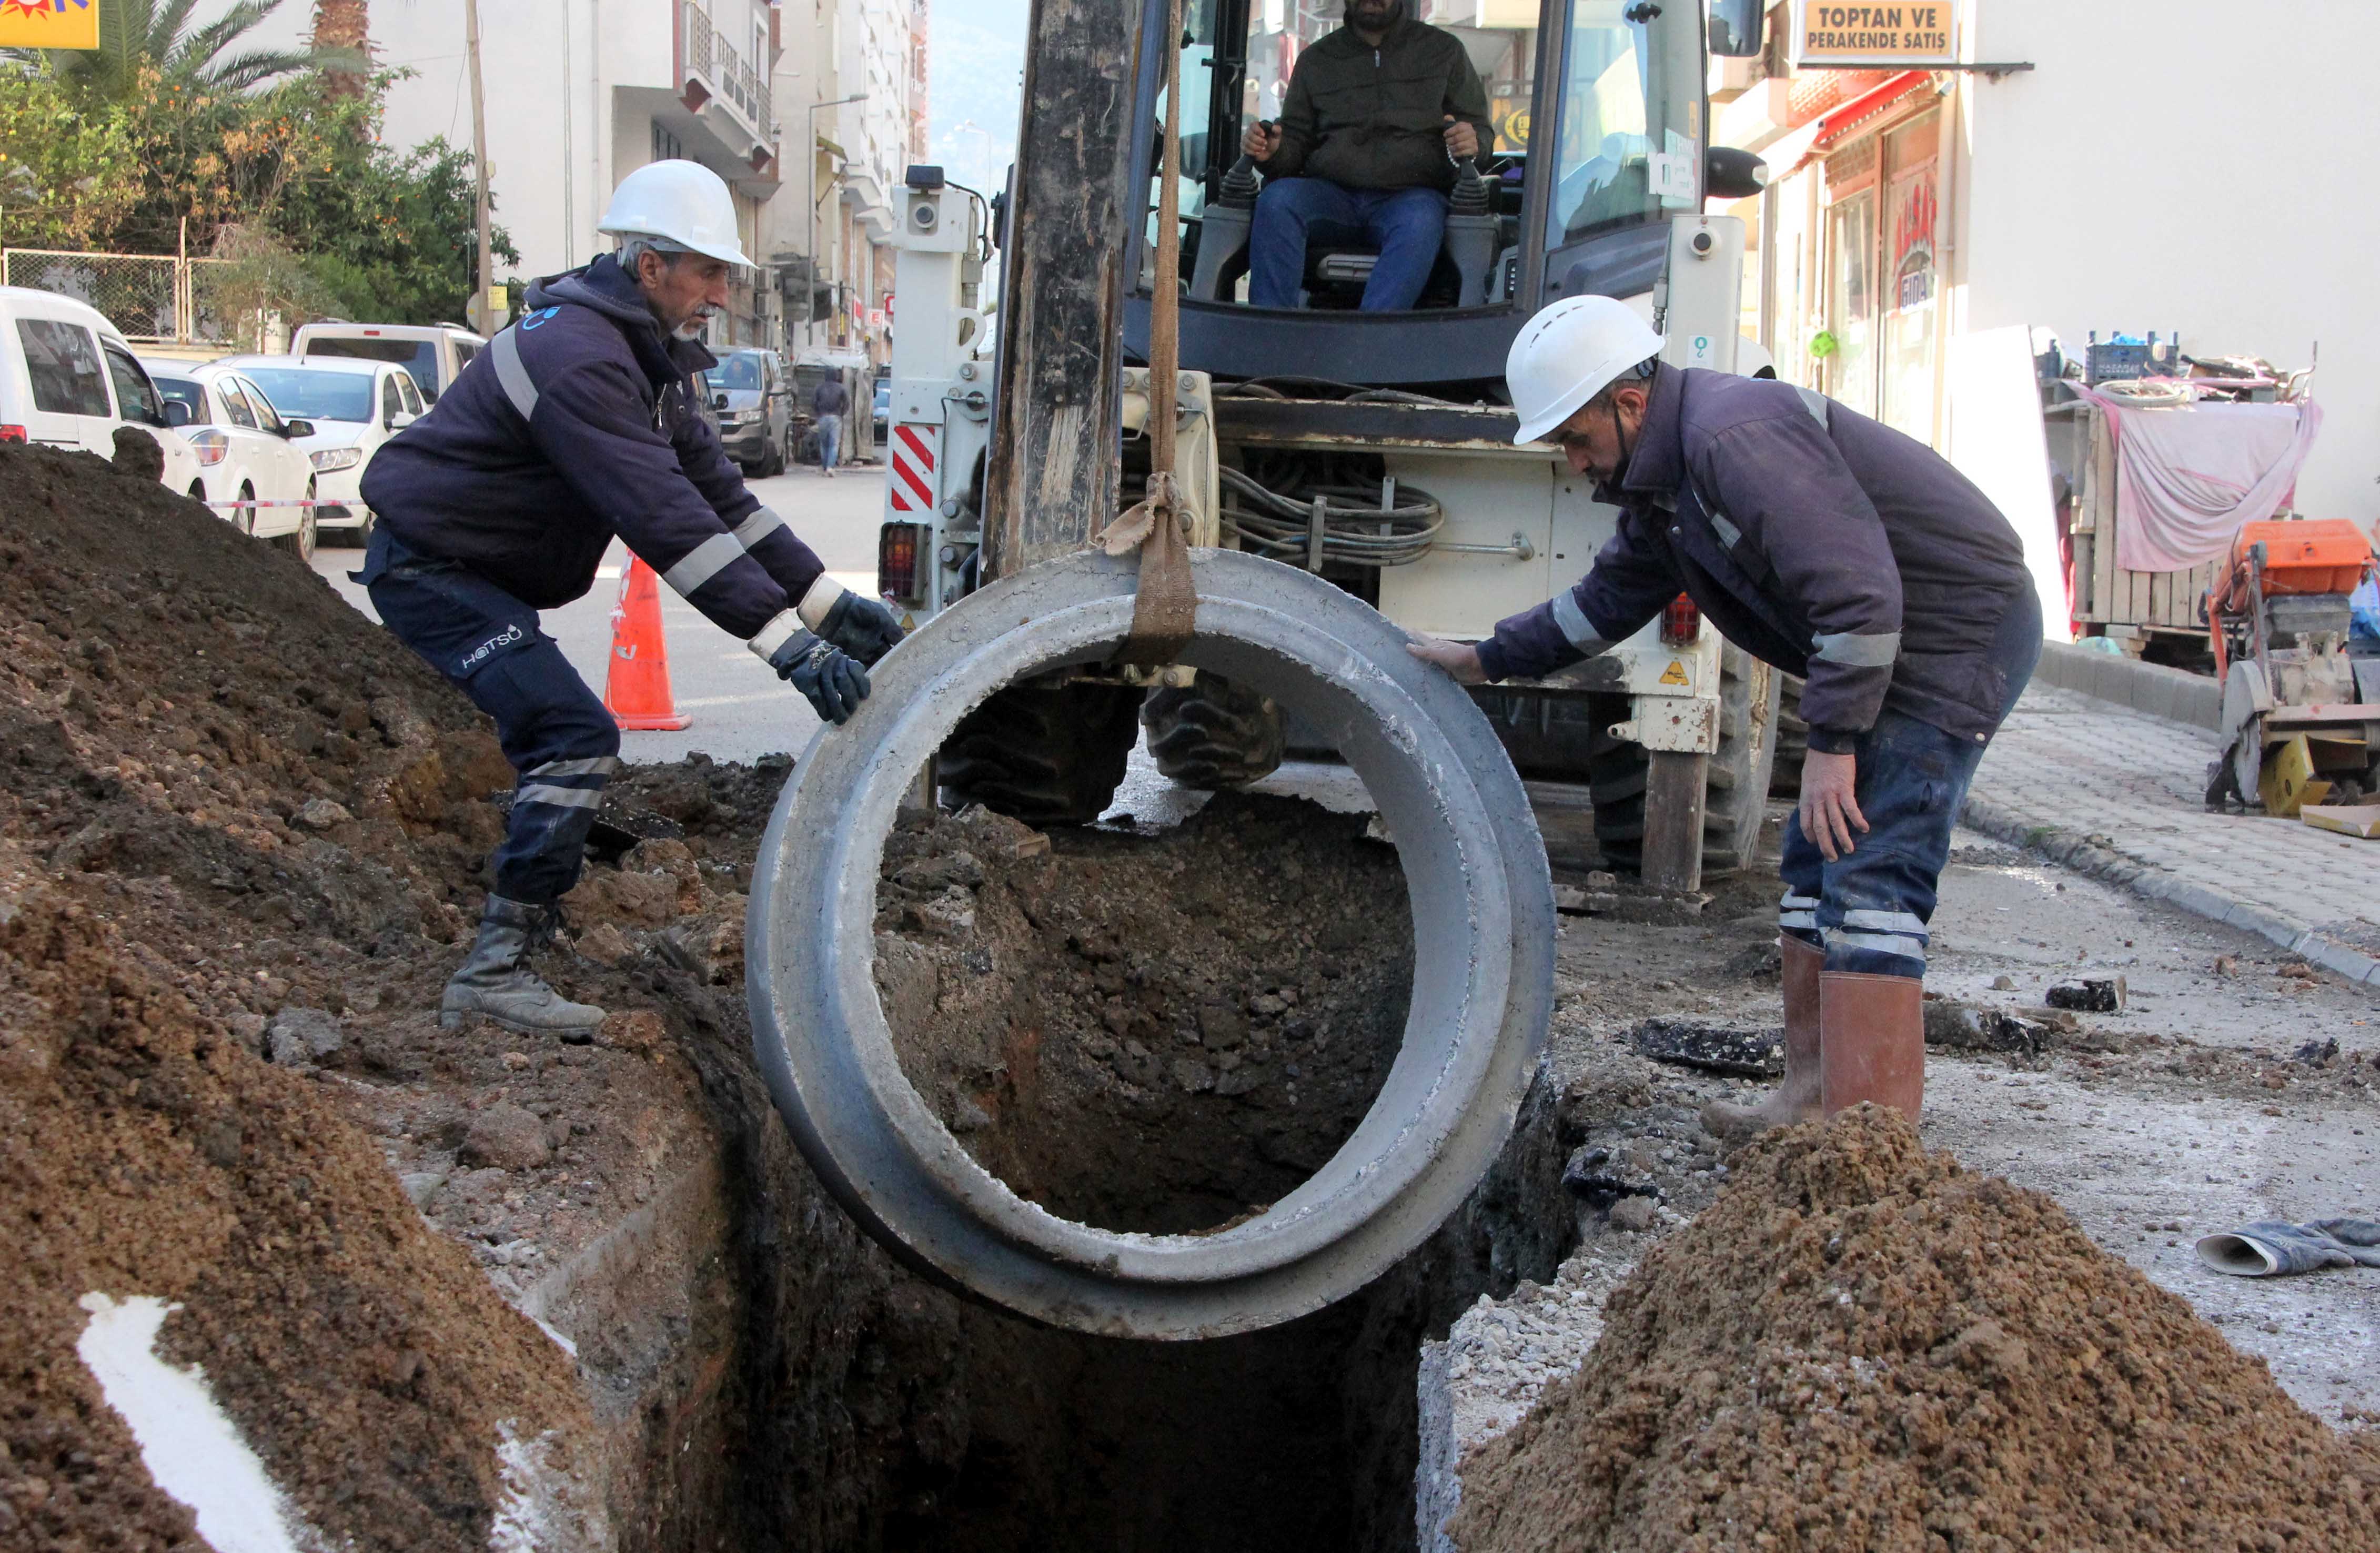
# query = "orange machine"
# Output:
<box><xmin>2205</xmin><ymin>519</ymin><xmax>2379</xmax><ymax>812</ymax></box>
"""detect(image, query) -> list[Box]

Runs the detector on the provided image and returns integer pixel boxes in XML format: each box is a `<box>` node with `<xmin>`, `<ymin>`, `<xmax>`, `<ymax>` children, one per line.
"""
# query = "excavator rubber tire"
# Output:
<box><xmin>938</xmin><ymin>680</ymin><xmax>1143</xmax><ymax>826</ymax></box>
<box><xmin>746</xmin><ymin>548</ymin><xmax>1552</xmax><ymax>1339</ymax></box>
<box><xmin>1142</xmin><ymin>672</ymin><xmax>1286</xmax><ymax>790</ymax></box>
<box><xmin>1582</xmin><ymin>643</ymin><xmax>1779</xmax><ymax>876</ymax></box>
<box><xmin>1770</xmin><ymin>672</ymin><xmax>1809</xmax><ymax>800</ymax></box>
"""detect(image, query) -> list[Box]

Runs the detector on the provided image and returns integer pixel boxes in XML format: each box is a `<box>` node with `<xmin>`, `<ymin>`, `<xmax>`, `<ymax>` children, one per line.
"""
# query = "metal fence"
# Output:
<box><xmin>2</xmin><ymin>249</ymin><xmax>237</xmax><ymax>345</ymax></box>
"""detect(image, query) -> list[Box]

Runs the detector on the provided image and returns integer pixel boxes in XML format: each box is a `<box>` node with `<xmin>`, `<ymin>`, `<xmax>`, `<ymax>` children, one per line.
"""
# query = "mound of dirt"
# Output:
<box><xmin>1450</xmin><ymin>1107</ymin><xmax>2380</xmax><ymax>1552</ymax></box>
<box><xmin>0</xmin><ymin>445</ymin><xmax>599</xmax><ymax>1549</ymax></box>
<box><xmin>874</xmin><ymin>792</ymin><xmax>1414</xmax><ymax>1234</ymax></box>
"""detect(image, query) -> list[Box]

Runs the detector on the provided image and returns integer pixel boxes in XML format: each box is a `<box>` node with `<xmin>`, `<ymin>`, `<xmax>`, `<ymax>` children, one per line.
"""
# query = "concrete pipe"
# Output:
<box><xmin>746</xmin><ymin>549</ymin><xmax>1553</xmax><ymax>1338</ymax></box>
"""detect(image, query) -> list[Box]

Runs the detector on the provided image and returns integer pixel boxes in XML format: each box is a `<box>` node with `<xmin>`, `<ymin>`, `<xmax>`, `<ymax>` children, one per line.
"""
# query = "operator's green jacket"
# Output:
<box><xmin>1257</xmin><ymin>12</ymin><xmax>1491</xmax><ymax>194</ymax></box>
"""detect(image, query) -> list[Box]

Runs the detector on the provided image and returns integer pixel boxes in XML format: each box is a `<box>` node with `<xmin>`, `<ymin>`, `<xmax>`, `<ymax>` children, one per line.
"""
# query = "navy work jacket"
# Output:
<box><xmin>1479</xmin><ymin>365</ymin><xmax>2031</xmax><ymax>752</ymax></box>
<box><xmin>360</xmin><ymin>259</ymin><xmax>824</xmax><ymax>644</ymax></box>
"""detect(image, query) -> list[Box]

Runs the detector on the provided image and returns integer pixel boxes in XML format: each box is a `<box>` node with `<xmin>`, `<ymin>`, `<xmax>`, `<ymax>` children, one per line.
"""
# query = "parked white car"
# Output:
<box><xmin>290</xmin><ymin>320</ymin><xmax>485</xmax><ymax>405</ymax></box>
<box><xmin>0</xmin><ymin>286</ymin><xmax>200</xmax><ymax>492</ymax></box>
<box><xmin>212</xmin><ymin>355</ymin><xmax>422</xmax><ymax>540</ymax></box>
<box><xmin>139</xmin><ymin>358</ymin><xmax>321</xmax><ymax>559</ymax></box>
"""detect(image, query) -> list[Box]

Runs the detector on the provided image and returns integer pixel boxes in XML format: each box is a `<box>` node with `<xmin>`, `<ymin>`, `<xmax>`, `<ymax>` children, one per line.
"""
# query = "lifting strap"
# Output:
<box><xmin>1093</xmin><ymin>0</ymin><xmax>1196</xmax><ymax>667</ymax></box>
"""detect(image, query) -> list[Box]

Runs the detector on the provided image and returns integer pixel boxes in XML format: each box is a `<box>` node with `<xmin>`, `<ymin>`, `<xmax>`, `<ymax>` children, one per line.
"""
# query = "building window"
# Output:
<box><xmin>653</xmin><ymin>123</ymin><xmax>685</xmax><ymax>164</ymax></box>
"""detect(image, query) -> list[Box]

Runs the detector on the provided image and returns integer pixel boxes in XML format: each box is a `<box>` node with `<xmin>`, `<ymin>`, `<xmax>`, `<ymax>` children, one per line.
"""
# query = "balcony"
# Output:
<box><xmin>676</xmin><ymin>2</ymin><xmax>779</xmax><ymax>189</ymax></box>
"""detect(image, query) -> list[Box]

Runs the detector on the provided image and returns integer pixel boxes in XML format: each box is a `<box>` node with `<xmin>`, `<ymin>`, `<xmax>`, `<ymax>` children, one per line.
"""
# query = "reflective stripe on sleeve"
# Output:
<box><xmin>661</xmin><ymin>532</ymin><xmax>745</xmax><ymax>598</ymax></box>
<box><xmin>1811</xmin><ymin>629</ymin><xmax>1901</xmax><ymax>667</ymax></box>
<box><xmin>490</xmin><ymin>328</ymin><xmax>538</xmax><ymax>421</ymax></box>
<box><xmin>1549</xmin><ymin>589</ymin><xmax>1612</xmax><ymax>656</ymax></box>
<box><xmin>733</xmin><ymin>505</ymin><xmax>789</xmax><ymax>548</ymax></box>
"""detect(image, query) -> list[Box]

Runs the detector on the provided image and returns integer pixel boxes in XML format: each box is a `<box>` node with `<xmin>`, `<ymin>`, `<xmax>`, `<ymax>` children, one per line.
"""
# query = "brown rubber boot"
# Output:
<box><xmin>1701</xmin><ymin>936</ymin><xmax>1824</xmax><ymax>1142</ymax></box>
<box><xmin>1818</xmin><ymin>971</ymin><xmax>1925</xmax><ymax>1121</ymax></box>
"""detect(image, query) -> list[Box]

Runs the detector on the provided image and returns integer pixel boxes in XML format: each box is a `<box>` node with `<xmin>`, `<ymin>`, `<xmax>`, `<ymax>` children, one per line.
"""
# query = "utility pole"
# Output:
<box><xmin>464</xmin><ymin>0</ymin><xmax>495</xmax><ymax>334</ymax></box>
<box><xmin>805</xmin><ymin>94</ymin><xmax>863</xmax><ymax>357</ymax></box>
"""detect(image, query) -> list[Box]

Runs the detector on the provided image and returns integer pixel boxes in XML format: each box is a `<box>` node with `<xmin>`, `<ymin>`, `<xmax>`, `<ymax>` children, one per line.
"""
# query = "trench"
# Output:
<box><xmin>637</xmin><ymin>772</ymin><xmax>1578</xmax><ymax>1552</ymax></box>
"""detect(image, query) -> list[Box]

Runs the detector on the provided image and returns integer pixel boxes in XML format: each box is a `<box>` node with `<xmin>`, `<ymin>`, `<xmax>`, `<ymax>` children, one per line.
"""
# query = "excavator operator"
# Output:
<box><xmin>1241</xmin><ymin>0</ymin><xmax>1491</xmax><ymax>311</ymax></box>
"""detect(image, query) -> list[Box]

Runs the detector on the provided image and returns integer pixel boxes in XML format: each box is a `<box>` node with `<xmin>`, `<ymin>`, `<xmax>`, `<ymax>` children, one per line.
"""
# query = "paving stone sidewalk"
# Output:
<box><xmin>1963</xmin><ymin>683</ymin><xmax>2380</xmax><ymax>986</ymax></box>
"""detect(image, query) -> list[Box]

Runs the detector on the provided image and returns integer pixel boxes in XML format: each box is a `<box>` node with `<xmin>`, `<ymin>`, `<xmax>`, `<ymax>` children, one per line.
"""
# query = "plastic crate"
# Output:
<box><xmin>2085</xmin><ymin>330</ymin><xmax>2182</xmax><ymax>384</ymax></box>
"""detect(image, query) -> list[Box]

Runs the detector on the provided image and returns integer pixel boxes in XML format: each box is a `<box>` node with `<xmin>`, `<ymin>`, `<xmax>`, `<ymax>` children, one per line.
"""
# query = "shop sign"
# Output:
<box><xmin>1794</xmin><ymin>1</ymin><xmax>1956</xmax><ymax>68</ymax></box>
<box><xmin>0</xmin><ymin>0</ymin><xmax>99</xmax><ymax>48</ymax></box>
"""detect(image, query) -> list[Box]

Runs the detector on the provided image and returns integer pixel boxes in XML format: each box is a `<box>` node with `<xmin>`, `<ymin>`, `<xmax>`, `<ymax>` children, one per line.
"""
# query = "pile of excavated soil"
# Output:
<box><xmin>874</xmin><ymin>792</ymin><xmax>1415</xmax><ymax>1233</ymax></box>
<box><xmin>0</xmin><ymin>446</ymin><xmax>601</xmax><ymax>1550</ymax></box>
<box><xmin>1451</xmin><ymin>1107</ymin><xmax>2380</xmax><ymax>1552</ymax></box>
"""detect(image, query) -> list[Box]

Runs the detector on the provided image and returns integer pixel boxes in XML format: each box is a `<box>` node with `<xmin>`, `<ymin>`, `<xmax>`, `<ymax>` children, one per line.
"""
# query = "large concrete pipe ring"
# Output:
<box><xmin>746</xmin><ymin>549</ymin><xmax>1553</xmax><ymax>1338</ymax></box>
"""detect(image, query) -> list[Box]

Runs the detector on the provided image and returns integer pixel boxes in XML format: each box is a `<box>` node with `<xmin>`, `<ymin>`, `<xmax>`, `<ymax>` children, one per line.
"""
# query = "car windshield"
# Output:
<box><xmin>302</xmin><ymin>336</ymin><xmax>441</xmax><ymax>396</ymax></box>
<box><xmin>704</xmin><ymin>353</ymin><xmax>765</xmax><ymax>391</ymax></box>
<box><xmin>237</xmin><ymin>367</ymin><xmax>376</xmax><ymax>422</ymax></box>
<box><xmin>152</xmin><ymin>376</ymin><xmax>207</xmax><ymax>423</ymax></box>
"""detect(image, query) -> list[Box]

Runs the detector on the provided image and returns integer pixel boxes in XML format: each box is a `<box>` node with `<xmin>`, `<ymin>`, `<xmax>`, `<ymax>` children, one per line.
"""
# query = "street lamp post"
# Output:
<box><xmin>804</xmin><ymin>94</ymin><xmax>865</xmax><ymax>357</ymax></box>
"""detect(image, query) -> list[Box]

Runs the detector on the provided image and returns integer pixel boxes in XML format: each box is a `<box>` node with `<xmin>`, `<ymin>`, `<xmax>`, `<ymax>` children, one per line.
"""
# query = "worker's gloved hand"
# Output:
<box><xmin>817</xmin><ymin>590</ymin><xmax>906</xmax><ymax>667</ymax></box>
<box><xmin>769</xmin><ymin>630</ymin><xmax>870</xmax><ymax>724</ymax></box>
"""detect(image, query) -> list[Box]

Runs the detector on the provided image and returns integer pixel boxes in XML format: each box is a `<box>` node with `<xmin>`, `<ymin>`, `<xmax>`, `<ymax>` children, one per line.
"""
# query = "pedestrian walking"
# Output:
<box><xmin>812</xmin><ymin>372</ymin><xmax>849</xmax><ymax>476</ymax></box>
<box><xmin>355</xmin><ymin>160</ymin><xmax>904</xmax><ymax>1036</ymax></box>
<box><xmin>1410</xmin><ymin>297</ymin><xmax>2042</xmax><ymax>1138</ymax></box>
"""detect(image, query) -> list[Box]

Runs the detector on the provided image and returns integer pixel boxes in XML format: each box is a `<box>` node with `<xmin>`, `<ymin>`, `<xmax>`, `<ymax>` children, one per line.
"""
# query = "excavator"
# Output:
<box><xmin>873</xmin><ymin>0</ymin><xmax>1777</xmax><ymax>890</ymax></box>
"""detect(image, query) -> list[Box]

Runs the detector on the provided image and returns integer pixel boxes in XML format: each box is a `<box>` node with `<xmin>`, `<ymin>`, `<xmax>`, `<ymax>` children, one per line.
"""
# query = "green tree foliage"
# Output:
<box><xmin>7</xmin><ymin>0</ymin><xmax>363</xmax><ymax>100</ymax></box>
<box><xmin>0</xmin><ymin>56</ymin><xmax>513</xmax><ymax>327</ymax></box>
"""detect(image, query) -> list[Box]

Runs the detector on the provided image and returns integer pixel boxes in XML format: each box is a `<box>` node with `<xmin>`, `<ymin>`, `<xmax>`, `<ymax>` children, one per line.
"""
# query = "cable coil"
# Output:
<box><xmin>1218</xmin><ymin>467</ymin><xmax>1444</xmax><ymax>570</ymax></box>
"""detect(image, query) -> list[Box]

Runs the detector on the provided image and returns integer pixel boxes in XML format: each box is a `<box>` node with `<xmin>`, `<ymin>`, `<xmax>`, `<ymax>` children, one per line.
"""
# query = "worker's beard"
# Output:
<box><xmin>1346</xmin><ymin>0</ymin><xmax>1402</xmax><ymax>27</ymax></box>
<box><xmin>673</xmin><ymin>316</ymin><xmax>711</xmax><ymax>341</ymax></box>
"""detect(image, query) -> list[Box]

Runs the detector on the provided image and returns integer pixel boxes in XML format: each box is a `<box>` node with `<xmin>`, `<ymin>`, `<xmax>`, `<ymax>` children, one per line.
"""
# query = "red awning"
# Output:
<box><xmin>1813</xmin><ymin>69</ymin><xmax>1933</xmax><ymax>148</ymax></box>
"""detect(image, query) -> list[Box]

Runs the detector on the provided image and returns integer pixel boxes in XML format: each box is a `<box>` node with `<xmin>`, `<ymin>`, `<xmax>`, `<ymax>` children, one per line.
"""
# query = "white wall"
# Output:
<box><xmin>1957</xmin><ymin>0</ymin><xmax>2378</xmax><ymax>529</ymax></box>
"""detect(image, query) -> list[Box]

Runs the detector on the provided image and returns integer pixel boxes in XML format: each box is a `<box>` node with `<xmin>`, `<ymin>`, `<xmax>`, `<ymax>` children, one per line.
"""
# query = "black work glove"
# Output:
<box><xmin>769</xmin><ymin>630</ymin><xmax>870</xmax><ymax>724</ymax></box>
<box><xmin>817</xmin><ymin>589</ymin><xmax>906</xmax><ymax>666</ymax></box>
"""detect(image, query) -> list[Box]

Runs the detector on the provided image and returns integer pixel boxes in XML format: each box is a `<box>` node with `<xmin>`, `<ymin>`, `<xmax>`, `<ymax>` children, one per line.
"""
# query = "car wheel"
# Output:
<box><xmin>237</xmin><ymin>482</ymin><xmax>257</xmax><ymax>536</ymax></box>
<box><xmin>272</xmin><ymin>482</ymin><xmax>318</xmax><ymax>561</ymax></box>
<box><xmin>187</xmin><ymin>480</ymin><xmax>207</xmax><ymax>506</ymax></box>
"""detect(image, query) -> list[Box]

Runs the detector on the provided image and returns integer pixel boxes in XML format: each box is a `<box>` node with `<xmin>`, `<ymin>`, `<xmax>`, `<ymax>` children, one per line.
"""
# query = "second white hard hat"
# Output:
<box><xmin>598</xmin><ymin>159</ymin><xmax>754</xmax><ymax>267</ymax></box>
<box><xmin>1506</xmin><ymin>295</ymin><xmax>1665</xmax><ymax>444</ymax></box>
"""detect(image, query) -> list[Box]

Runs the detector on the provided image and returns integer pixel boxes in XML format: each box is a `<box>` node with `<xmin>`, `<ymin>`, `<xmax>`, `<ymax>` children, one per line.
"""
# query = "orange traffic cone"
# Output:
<box><xmin>603</xmin><ymin>556</ymin><xmax>692</xmax><ymax>731</ymax></box>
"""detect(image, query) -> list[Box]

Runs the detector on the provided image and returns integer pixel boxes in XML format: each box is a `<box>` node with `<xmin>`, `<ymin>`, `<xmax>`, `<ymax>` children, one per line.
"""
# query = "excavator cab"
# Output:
<box><xmin>1123</xmin><ymin>0</ymin><xmax>1720</xmax><ymax>391</ymax></box>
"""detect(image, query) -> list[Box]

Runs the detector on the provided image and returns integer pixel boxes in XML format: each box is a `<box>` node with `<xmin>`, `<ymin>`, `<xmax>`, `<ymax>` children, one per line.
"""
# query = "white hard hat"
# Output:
<box><xmin>1505</xmin><ymin>295</ymin><xmax>1665</xmax><ymax>445</ymax></box>
<box><xmin>1737</xmin><ymin>336</ymin><xmax>1777</xmax><ymax>378</ymax></box>
<box><xmin>598</xmin><ymin>159</ymin><xmax>753</xmax><ymax>267</ymax></box>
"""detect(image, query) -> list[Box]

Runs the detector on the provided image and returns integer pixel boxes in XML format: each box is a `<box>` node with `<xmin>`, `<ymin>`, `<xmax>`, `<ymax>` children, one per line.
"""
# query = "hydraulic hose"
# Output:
<box><xmin>1218</xmin><ymin>467</ymin><xmax>1444</xmax><ymax>569</ymax></box>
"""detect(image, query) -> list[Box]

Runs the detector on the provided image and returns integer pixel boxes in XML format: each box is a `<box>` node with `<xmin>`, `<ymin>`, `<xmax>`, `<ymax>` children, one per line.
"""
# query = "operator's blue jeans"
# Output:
<box><xmin>1779</xmin><ymin>587</ymin><xmax>2044</xmax><ymax>980</ymax></box>
<box><xmin>1248</xmin><ymin>178</ymin><xmax>1448</xmax><ymax>311</ymax></box>
<box><xmin>815</xmin><ymin>412</ymin><xmax>843</xmax><ymax>469</ymax></box>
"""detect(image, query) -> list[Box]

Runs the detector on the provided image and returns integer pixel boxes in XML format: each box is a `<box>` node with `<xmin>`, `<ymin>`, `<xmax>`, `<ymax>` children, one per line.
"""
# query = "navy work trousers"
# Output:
<box><xmin>357</xmin><ymin>527</ymin><xmax>620</xmax><ymax>905</ymax></box>
<box><xmin>1779</xmin><ymin>587</ymin><xmax>2044</xmax><ymax>980</ymax></box>
<box><xmin>1247</xmin><ymin>178</ymin><xmax>1448</xmax><ymax>312</ymax></box>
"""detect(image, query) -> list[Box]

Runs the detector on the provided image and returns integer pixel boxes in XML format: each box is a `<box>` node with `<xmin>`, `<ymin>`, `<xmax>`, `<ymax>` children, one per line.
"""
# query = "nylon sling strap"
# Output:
<box><xmin>1091</xmin><ymin>0</ymin><xmax>1195</xmax><ymax>667</ymax></box>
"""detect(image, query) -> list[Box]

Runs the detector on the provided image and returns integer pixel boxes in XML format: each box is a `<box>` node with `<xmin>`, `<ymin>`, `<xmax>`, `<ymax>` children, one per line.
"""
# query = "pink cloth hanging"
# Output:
<box><xmin>2068</xmin><ymin>385</ymin><xmax>2324</xmax><ymax>572</ymax></box>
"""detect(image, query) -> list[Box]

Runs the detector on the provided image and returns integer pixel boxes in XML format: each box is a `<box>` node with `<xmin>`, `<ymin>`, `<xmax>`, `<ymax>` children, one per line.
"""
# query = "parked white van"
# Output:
<box><xmin>0</xmin><ymin>286</ymin><xmax>200</xmax><ymax>492</ymax></box>
<box><xmin>289</xmin><ymin>320</ymin><xmax>486</xmax><ymax>405</ymax></box>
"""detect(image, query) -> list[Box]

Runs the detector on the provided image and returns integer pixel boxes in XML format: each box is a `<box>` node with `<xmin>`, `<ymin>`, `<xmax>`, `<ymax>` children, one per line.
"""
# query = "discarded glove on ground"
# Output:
<box><xmin>2195</xmin><ymin>1218</ymin><xmax>2380</xmax><ymax>1276</ymax></box>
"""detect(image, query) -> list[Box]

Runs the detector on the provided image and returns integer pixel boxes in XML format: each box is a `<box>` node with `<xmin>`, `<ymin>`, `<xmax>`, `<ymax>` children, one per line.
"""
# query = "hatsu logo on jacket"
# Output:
<box><xmin>459</xmin><ymin>622</ymin><xmax>525</xmax><ymax>673</ymax></box>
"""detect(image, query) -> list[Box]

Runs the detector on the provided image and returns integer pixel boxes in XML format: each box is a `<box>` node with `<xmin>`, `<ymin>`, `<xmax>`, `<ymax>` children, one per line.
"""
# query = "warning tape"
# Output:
<box><xmin>202</xmin><ymin>498</ymin><xmax>318</xmax><ymax>510</ymax></box>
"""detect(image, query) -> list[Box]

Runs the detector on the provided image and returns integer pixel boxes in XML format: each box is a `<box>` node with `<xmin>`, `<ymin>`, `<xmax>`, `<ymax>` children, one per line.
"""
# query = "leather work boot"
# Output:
<box><xmin>1701</xmin><ymin>935</ymin><xmax>1824</xmax><ymax>1142</ymax></box>
<box><xmin>439</xmin><ymin>895</ymin><xmax>607</xmax><ymax>1036</ymax></box>
<box><xmin>1817</xmin><ymin>971</ymin><xmax>1924</xmax><ymax>1122</ymax></box>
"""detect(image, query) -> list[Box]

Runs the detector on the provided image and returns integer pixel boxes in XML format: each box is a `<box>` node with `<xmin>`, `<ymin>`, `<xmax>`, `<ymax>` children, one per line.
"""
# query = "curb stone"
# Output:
<box><xmin>1958</xmin><ymin>792</ymin><xmax>2380</xmax><ymax>987</ymax></box>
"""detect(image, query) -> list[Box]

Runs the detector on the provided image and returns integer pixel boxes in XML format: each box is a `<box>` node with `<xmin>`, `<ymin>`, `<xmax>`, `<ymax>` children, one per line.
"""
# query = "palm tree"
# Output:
<box><xmin>7</xmin><ymin>0</ymin><xmax>365</xmax><ymax>100</ymax></box>
<box><xmin>310</xmin><ymin>0</ymin><xmax>370</xmax><ymax>99</ymax></box>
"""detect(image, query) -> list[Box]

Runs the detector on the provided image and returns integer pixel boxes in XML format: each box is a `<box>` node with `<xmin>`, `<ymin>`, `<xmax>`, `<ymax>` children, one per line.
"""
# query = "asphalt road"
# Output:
<box><xmin>311</xmin><ymin>463</ymin><xmax>889</xmax><ymax>763</ymax></box>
